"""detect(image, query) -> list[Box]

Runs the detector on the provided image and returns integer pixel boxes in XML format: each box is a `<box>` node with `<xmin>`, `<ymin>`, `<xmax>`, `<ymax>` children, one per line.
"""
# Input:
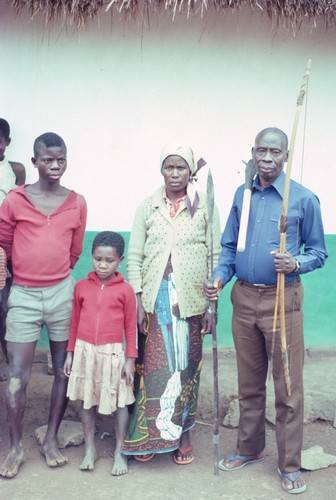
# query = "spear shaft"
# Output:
<box><xmin>206</xmin><ymin>168</ymin><xmax>220</xmax><ymax>476</ymax></box>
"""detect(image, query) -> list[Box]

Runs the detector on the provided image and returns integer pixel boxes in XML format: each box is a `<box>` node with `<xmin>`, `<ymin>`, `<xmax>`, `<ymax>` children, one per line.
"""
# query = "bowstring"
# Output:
<box><xmin>269</xmin><ymin>73</ymin><xmax>310</xmax><ymax>382</ymax></box>
<box><xmin>288</xmin><ymin>76</ymin><xmax>309</xmax><ymax>374</ymax></box>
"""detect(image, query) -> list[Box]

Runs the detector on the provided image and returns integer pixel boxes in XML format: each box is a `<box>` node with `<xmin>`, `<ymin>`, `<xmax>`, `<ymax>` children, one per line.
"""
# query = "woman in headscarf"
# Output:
<box><xmin>122</xmin><ymin>143</ymin><xmax>221</xmax><ymax>464</ymax></box>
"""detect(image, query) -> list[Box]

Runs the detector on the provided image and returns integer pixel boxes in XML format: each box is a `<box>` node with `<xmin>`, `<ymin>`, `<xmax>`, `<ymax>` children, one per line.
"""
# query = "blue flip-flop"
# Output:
<box><xmin>278</xmin><ymin>469</ymin><xmax>307</xmax><ymax>494</ymax></box>
<box><xmin>219</xmin><ymin>453</ymin><xmax>265</xmax><ymax>471</ymax></box>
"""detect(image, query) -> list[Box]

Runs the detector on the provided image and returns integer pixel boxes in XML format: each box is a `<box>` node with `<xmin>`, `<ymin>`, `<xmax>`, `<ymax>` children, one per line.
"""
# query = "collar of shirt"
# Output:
<box><xmin>163</xmin><ymin>188</ymin><xmax>186</xmax><ymax>218</ymax></box>
<box><xmin>253</xmin><ymin>171</ymin><xmax>285</xmax><ymax>197</ymax></box>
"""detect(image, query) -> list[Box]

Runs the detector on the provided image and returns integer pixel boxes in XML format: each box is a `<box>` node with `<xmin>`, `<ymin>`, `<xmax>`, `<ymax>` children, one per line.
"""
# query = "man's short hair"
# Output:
<box><xmin>33</xmin><ymin>133</ymin><xmax>66</xmax><ymax>156</ymax></box>
<box><xmin>255</xmin><ymin>127</ymin><xmax>288</xmax><ymax>150</ymax></box>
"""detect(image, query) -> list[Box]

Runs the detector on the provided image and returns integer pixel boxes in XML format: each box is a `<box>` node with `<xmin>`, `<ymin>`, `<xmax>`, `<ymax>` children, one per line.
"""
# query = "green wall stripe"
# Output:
<box><xmin>38</xmin><ymin>233</ymin><xmax>335</xmax><ymax>349</ymax></box>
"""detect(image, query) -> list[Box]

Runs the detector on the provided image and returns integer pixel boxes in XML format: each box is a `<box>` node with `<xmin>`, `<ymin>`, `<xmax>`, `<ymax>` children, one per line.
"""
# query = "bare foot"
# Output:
<box><xmin>173</xmin><ymin>446</ymin><xmax>195</xmax><ymax>465</ymax></box>
<box><xmin>0</xmin><ymin>447</ymin><xmax>25</xmax><ymax>478</ymax></box>
<box><xmin>80</xmin><ymin>447</ymin><xmax>97</xmax><ymax>471</ymax></box>
<box><xmin>111</xmin><ymin>451</ymin><xmax>128</xmax><ymax>476</ymax></box>
<box><xmin>41</xmin><ymin>442</ymin><xmax>68</xmax><ymax>467</ymax></box>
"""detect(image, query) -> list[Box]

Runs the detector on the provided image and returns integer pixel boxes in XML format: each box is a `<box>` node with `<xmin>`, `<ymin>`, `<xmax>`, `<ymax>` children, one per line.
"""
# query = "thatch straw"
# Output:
<box><xmin>9</xmin><ymin>0</ymin><xmax>336</xmax><ymax>31</ymax></box>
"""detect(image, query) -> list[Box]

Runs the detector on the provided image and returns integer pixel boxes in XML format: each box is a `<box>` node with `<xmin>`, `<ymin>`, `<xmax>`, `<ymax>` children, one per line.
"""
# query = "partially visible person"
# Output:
<box><xmin>0</xmin><ymin>118</ymin><xmax>26</xmax><ymax>203</ymax></box>
<box><xmin>0</xmin><ymin>118</ymin><xmax>26</xmax><ymax>381</ymax></box>
<box><xmin>0</xmin><ymin>132</ymin><xmax>87</xmax><ymax>478</ymax></box>
<box><xmin>64</xmin><ymin>231</ymin><xmax>137</xmax><ymax>476</ymax></box>
<box><xmin>0</xmin><ymin>247</ymin><xmax>7</xmax><ymax>360</ymax></box>
<box><xmin>123</xmin><ymin>143</ymin><xmax>221</xmax><ymax>465</ymax></box>
<box><xmin>0</xmin><ymin>245</ymin><xmax>7</xmax><ymax>377</ymax></box>
<box><xmin>205</xmin><ymin>127</ymin><xmax>327</xmax><ymax>495</ymax></box>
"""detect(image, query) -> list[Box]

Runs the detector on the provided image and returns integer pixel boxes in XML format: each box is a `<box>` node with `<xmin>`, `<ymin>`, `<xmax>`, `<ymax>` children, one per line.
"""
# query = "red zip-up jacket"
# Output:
<box><xmin>0</xmin><ymin>185</ymin><xmax>87</xmax><ymax>287</ymax></box>
<box><xmin>67</xmin><ymin>271</ymin><xmax>138</xmax><ymax>359</ymax></box>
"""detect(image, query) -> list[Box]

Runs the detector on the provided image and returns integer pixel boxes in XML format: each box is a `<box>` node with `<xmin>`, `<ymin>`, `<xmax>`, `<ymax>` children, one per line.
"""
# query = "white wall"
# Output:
<box><xmin>1</xmin><ymin>4</ymin><xmax>335</xmax><ymax>233</ymax></box>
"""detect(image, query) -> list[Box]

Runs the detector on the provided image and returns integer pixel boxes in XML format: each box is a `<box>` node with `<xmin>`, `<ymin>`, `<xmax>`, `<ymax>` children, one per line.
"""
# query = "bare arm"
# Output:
<box><xmin>136</xmin><ymin>293</ymin><xmax>148</xmax><ymax>334</ymax></box>
<box><xmin>9</xmin><ymin>162</ymin><xmax>26</xmax><ymax>186</ymax></box>
<box><xmin>126</xmin><ymin>201</ymin><xmax>148</xmax><ymax>294</ymax></box>
<box><xmin>122</xmin><ymin>358</ymin><xmax>135</xmax><ymax>385</ymax></box>
<box><xmin>70</xmin><ymin>194</ymin><xmax>87</xmax><ymax>269</ymax></box>
<box><xmin>63</xmin><ymin>352</ymin><xmax>73</xmax><ymax>377</ymax></box>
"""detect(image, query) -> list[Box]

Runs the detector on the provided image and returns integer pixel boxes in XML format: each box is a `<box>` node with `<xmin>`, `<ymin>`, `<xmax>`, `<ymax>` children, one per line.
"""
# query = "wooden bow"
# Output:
<box><xmin>272</xmin><ymin>60</ymin><xmax>312</xmax><ymax>396</ymax></box>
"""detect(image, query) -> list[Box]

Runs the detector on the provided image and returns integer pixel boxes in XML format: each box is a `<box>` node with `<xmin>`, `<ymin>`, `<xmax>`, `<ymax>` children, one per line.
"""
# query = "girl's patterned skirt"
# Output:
<box><xmin>67</xmin><ymin>339</ymin><xmax>135</xmax><ymax>415</ymax></box>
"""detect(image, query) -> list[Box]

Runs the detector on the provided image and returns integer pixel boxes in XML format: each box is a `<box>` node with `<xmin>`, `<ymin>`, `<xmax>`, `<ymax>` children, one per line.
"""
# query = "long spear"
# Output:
<box><xmin>273</xmin><ymin>59</ymin><xmax>312</xmax><ymax>396</ymax></box>
<box><xmin>206</xmin><ymin>168</ymin><xmax>220</xmax><ymax>476</ymax></box>
<box><xmin>237</xmin><ymin>159</ymin><xmax>256</xmax><ymax>252</ymax></box>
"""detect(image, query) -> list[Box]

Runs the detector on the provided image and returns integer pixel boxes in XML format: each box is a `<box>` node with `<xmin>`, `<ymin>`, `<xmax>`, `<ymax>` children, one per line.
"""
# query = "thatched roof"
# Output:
<box><xmin>9</xmin><ymin>0</ymin><xmax>336</xmax><ymax>32</ymax></box>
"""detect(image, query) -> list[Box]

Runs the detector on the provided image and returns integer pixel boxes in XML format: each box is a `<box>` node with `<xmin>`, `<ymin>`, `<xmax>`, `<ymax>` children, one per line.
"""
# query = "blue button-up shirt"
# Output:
<box><xmin>214</xmin><ymin>172</ymin><xmax>328</xmax><ymax>286</ymax></box>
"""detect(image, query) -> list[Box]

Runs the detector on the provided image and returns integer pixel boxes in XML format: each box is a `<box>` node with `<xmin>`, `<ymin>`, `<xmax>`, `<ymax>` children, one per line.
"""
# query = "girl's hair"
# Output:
<box><xmin>92</xmin><ymin>231</ymin><xmax>125</xmax><ymax>257</ymax></box>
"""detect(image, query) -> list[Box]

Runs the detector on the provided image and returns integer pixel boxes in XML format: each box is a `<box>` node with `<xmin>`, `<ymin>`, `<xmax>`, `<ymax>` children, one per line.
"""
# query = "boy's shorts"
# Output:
<box><xmin>5</xmin><ymin>275</ymin><xmax>75</xmax><ymax>343</ymax></box>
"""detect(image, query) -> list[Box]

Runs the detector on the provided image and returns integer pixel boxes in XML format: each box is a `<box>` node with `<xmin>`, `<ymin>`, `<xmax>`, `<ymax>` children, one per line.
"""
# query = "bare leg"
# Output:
<box><xmin>179</xmin><ymin>430</ymin><xmax>191</xmax><ymax>450</ymax></box>
<box><xmin>41</xmin><ymin>340</ymin><xmax>69</xmax><ymax>467</ymax></box>
<box><xmin>0</xmin><ymin>341</ymin><xmax>36</xmax><ymax>478</ymax></box>
<box><xmin>0</xmin><ymin>279</ymin><xmax>11</xmax><ymax>381</ymax></box>
<box><xmin>0</xmin><ymin>342</ymin><xmax>7</xmax><ymax>381</ymax></box>
<box><xmin>80</xmin><ymin>406</ymin><xmax>97</xmax><ymax>470</ymax></box>
<box><xmin>174</xmin><ymin>430</ymin><xmax>194</xmax><ymax>464</ymax></box>
<box><xmin>0</xmin><ymin>311</ymin><xmax>7</xmax><ymax>380</ymax></box>
<box><xmin>111</xmin><ymin>407</ymin><xmax>129</xmax><ymax>476</ymax></box>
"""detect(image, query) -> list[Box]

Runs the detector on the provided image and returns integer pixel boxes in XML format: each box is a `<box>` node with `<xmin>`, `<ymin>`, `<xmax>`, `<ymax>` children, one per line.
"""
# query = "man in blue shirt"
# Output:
<box><xmin>205</xmin><ymin>127</ymin><xmax>327</xmax><ymax>495</ymax></box>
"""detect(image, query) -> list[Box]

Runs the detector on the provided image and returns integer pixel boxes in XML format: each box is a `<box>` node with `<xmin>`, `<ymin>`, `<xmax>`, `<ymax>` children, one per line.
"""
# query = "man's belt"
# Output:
<box><xmin>238</xmin><ymin>278</ymin><xmax>300</xmax><ymax>289</ymax></box>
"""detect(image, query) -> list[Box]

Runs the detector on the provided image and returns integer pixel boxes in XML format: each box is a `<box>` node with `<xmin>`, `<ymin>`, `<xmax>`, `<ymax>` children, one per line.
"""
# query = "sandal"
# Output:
<box><xmin>173</xmin><ymin>446</ymin><xmax>194</xmax><ymax>465</ymax></box>
<box><xmin>134</xmin><ymin>453</ymin><xmax>154</xmax><ymax>462</ymax></box>
<box><xmin>278</xmin><ymin>470</ymin><xmax>307</xmax><ymax>495</ymax></box>
<box><xmin>219</xmin><ymin>453</ymin><xmax>265</xmax><ymax>471</ymax></box>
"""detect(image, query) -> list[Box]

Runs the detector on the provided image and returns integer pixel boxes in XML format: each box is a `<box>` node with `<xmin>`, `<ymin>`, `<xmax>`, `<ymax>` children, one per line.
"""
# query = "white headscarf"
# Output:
<box><xmin>160</xmin><ymin>143</ymin><xmax>197</xmax><ymax>175</ymax></box>
<box><xmin>160</xmin><ymin>142</ymin><xmax>206</xmax><ymax>217</ymax></box>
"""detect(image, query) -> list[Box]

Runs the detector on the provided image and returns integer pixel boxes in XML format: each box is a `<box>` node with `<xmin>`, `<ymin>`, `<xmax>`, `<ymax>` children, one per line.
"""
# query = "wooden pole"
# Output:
<box><xmin>206</xmin><ymin>168</ymin><xmax>220</xmax><ymax>476</ymax></box>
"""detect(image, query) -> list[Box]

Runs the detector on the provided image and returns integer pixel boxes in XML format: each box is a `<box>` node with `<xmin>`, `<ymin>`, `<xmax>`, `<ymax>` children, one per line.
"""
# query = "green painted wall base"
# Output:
<box><xmin>38</xmin><ymin>233</ymin><xmax>335</xmax><ymax>349</ymax></box>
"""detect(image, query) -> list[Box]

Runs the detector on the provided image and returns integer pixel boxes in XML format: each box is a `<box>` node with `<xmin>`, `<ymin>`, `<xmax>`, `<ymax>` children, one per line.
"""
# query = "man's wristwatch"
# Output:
<box><xmin>294</xmin><ymin>259</ymin><xmax>301</xmax><ymax>272</ymax></box>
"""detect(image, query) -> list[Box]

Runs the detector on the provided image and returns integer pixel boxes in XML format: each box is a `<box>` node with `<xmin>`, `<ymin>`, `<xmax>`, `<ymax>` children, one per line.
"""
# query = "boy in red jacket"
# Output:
<box><xmin>0</xmin><ymin>132</ymin><xmax>87</xmax><ymax>478</ymax></box>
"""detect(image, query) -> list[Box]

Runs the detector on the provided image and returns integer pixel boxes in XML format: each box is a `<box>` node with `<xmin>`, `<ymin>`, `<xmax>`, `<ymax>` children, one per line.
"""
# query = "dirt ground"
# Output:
<box><xmin>0</xmin><ymin>354</ymin><xmax>335</xmax><ymax>500</ymax></box>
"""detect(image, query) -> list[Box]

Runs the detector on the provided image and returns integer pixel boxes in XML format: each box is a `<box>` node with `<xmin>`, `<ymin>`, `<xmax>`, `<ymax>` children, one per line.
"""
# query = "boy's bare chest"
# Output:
<box><xmin>25</xmin><ymin>189</ymin><xmax>70</xmax><ymax>215</ymax></box>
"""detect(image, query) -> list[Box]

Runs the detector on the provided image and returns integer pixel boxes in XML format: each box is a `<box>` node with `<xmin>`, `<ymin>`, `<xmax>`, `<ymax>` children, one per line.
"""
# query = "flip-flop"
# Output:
<box><xmin>219</xmin><ymin>453</ymin><xmax>265</xmax><ymax>471</ymax></box>
<box><xmin>134</xmin><ymin>453</ymin><xmax>155</xmax><ymax>462</ymax></box>
<box><xmin>278</xmin><ymin>469</ymin><xmax>307</xmax><ymax>494</ymax></box>
<box><xmin>173</xmin><ymin>446</ymin><xmax>194</xmax><ymax>465</ymax></box>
